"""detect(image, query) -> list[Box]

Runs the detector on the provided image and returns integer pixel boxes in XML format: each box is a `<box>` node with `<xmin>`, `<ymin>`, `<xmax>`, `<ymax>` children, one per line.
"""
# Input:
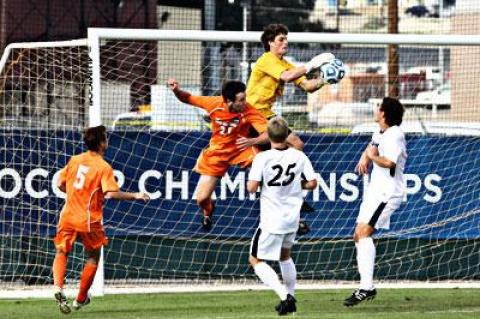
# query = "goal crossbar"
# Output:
<box><xmin>88</xmin><ymin>27</ymin><xmax>480</xmax><ymax>45</ymax></box>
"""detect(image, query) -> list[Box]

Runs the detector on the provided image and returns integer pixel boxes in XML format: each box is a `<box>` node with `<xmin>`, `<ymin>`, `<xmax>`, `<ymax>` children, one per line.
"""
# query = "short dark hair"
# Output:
<box><xmin>261</xmin><ymin>24</ymin><xmax>289</xmax><ymax>52</ymax></box>
<box><xmin>381</xmin><ymin>97</ymin><xmax>404</xmax><ymax>126</ymax></box>
<box><xmin>221</xmin><ymin>81</ymin><xmax>246</xmax><ymax>102</ymax></box>
<box><xmin>268</xmin><ymin>116</ymin><xmax>289</xmax><ymax>143</ymax></box>
<box><xmin>83</xmin><ymin>125</ymin><xmax>107</xmax><ymax>152</ymax></box>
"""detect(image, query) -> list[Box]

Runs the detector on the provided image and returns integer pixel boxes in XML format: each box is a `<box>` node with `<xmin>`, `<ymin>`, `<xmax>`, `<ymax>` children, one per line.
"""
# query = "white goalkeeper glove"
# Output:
<box><xmin>304</xmin><ymin>52</ymin><xmax>335</xmax><ymax>73</ymax></box>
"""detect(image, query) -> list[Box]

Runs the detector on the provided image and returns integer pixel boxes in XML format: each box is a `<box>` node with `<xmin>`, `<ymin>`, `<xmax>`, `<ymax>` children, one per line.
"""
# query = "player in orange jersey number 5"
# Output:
<box><xmin>52</xmin><ymin>125</ymin><xmax>149</xmax><ymax>314</ymax></box>
<box><xmin>167</xmin><ymin>78</ymin><xmax>269</xmax><ymax>231</ymax></box>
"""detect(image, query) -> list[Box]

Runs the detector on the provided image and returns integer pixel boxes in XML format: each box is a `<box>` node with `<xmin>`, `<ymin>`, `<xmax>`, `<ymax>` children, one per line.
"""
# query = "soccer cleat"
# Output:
<box><xmin>275</xmin><ymin>294</ymin><xmax>297</xmax><ymax>315</ymax></box>
<box><xmin>202</xmin><ymin>215</ymin><xmax>213</xmax><ymax>231</ymax></box>
<box><xmin>54</xmin><ymin>289</ymin><xmax>71</xmax><ymax>314</ymax></box>
<box><xmin>72</xmin><ymin>294</ymin><xmax>91</xmax><ymax>311</ymax></box>
<box><xmin>297</xmin><ymin>219</ymin><xmax>310</xmax><ymax>236</ymax></box>
<box><xmin>201</xmin><ymin>201</ymin><xmax>215</xmax><ymax>231</ymax></box>
<box><xmin>343</xmin><ymin>288</ymin><xmax>377</xmax><ymax>307</ymax></box>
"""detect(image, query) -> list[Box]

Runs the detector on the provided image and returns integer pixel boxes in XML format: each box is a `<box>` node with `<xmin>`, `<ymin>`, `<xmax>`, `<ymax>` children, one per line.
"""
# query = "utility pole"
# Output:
<box><xmin>387</xmin><ymin>0</ymin><xmax>399</xmax><ymax>98</ymax></box>
<box><xmin>241</xmin><ymin>0</ymin><xmax>251</xmax><ymax>83</ymax></box>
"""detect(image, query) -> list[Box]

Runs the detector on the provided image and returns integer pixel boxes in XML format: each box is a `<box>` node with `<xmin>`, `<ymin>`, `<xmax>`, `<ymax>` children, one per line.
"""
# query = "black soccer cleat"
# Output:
<box><xmin>275</xmin><ymin>294</ymin><xmax>296</xmax><ymax>315</ymax></box>
<box><xmin>54</xmin><ymin>290</ymin><xmax>71</xmax><ymax>314</ymax></box>
<box><xmin>301</xmin><ymin>201</ymin><xmax>315</xmax><ymax>213</ymax></box>
<box><xmin>201</xmin><ymin>202</ymin><xmax>215</xmax><ymax>232</ymax></box>
<box><xmin>202</xmin><ymin>215</ymin><xmax>213</xmax><ymax>231</ymax></box>
<box><xmin>297</xmin><ymin>219</ymin><xmax>310</xmax><ymax>236</ymax></box>
<box><xmin>72</xmin><ymin>294</ymin><xmax>91</xmax><ymax>311</ymax></box>
<box><xmin>343</xmin><ymin>288</ymin><xmax>377</xmax><ymax>307</ymax></box>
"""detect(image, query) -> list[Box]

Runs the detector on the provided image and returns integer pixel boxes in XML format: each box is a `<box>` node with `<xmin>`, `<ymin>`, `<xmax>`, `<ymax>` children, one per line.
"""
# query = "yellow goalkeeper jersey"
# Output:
<box><xmin>246</xmin><ymin>52</ymin><xmax>305</xmax><ymax>118</ymax></box>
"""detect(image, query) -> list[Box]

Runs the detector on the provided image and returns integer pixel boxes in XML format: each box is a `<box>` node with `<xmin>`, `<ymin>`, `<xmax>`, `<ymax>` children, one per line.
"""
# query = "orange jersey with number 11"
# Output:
<box><xmin>187</xmin><ymin>95</ymin><xmax>267</xmax><ymax>153</ymax></box>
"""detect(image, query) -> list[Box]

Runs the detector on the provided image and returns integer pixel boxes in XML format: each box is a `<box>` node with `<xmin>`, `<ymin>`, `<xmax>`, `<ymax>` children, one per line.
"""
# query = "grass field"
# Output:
<box><xmin>1</xmin><ymin>289</ymin><xmax>479</xmax><ymax>319</ymax></box>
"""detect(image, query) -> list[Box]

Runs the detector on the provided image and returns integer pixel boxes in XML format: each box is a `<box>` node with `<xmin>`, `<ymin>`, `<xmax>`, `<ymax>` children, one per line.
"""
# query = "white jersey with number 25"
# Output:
<box><xmin>248</xmin><ymin>147</ymin><xmax>316</xmax><ymax>234</ymax></box>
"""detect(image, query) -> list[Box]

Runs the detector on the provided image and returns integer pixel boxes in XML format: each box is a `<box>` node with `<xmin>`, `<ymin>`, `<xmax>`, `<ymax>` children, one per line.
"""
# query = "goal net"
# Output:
<box><xmin>0</xmin><ymin>29</ymin><xmax>479</xmax><ymax>295</ymax></box>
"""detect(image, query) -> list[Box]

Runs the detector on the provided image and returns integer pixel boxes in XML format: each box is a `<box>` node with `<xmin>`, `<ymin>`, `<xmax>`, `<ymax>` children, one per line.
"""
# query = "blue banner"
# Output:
<box><xmin>1</xmin><ymin>131</ymin><xmax>479</xmax><ymax>239</ymax></box>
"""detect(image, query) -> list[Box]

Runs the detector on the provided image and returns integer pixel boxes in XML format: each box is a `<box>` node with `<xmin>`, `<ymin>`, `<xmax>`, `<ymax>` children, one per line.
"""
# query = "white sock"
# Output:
<box><xmin>279</xmin><ymin>258</ymin><xmax>296</xmax><ymax>296</ymax></box>
<box><xmin>356</xmin><ymin>237</ymin><xmax>376</xmax><ymax>291</ymax></box>
<box><xmin>254</xmin><ymin>262</ymin><xmax>288</xmax><ymax>300</ymax></box>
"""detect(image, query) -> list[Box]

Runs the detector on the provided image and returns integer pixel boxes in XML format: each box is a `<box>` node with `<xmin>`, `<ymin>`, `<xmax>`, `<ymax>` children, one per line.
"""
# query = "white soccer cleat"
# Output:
<box><xmin>72</xmin><ymin>293</ymin><xmax>91</xmax><ymax>311</ymax></box>
<box><xmin>54</xmin><ymin>288</ymin><xmax>71</xmax><ymax>314</ymax></box>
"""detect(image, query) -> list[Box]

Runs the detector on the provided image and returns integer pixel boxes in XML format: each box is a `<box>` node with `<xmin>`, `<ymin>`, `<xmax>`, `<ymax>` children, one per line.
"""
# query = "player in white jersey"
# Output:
<box><xmin>344</xmin><ymin>97</ymin><xmax>407</xmax><ymax>307</ymax></box>
<box><xmin>247</xmin><ymin>117</ymin><xmax>317</xmax><ymax>315</ymax></box>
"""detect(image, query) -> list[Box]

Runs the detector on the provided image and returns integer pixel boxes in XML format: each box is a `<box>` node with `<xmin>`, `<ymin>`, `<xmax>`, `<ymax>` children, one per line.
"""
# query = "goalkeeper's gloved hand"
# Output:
<box><xmin>304</xmin><ymin>52</ymin><xmax>335</xmax><ymax>73</ymax></box>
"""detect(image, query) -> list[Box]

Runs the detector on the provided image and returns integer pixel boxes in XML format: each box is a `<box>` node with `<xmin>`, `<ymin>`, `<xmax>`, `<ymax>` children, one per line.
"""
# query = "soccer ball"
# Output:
<box><xmin>320</xmin><ymin>58</ymin><xmax>346</xmax><ymax>84</ymax></box>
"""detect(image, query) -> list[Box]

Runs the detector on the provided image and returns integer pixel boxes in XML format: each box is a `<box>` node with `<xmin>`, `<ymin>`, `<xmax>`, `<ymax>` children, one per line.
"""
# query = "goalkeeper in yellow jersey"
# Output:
<box><xmin>246</xmin><ymin>23</ymin><xmax>334</xmax><ymax>150</ymax></box>
<box><xmin>246</xmin><ymin>23</ymin><xmax>334</xmax><ymax>228</ymax></box>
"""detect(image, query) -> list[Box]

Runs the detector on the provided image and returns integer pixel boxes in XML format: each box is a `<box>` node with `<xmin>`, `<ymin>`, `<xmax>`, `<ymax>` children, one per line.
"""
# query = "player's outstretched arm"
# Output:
<box><xmin>280</xmin><ymin>52</ymin><xmax>335</xmax><ymax>87</ymax></box>
<box><xmin>105</xmin><ymin>191</ymin><xmax>150</xmax><ymax>202</ymax></box>
<box><xmin>280</xmin><ymin>66</ymin><xmax>310</xmax><ymax>83</ymax></box>
<box><xmin>167</xmin><ymin>78</ymin><xmax>191</xmax><ymax>104</ymax></box>
<box><xmin>236</xmin><ymin>131</ymin><xmax>269</xmax><ymax>150</ymax></box>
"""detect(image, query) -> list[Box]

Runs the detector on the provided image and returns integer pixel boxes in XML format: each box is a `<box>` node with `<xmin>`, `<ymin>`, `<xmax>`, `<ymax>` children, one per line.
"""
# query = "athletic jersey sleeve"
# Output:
<box><xmin>302</xmin><ymin>155</ymin><xmax>316</xmax><ymax>181</ymax></box>
<box><xmin>101</xmin><ymin>164</ymin><xmax>120</xmax><ymax>193</ymax></box>
<box><xmin>383</xmin><ymin>131</ymin><xmax>403</xmax><ymax>164</ymax></box>
<box><xmin>284</xmin><ymin>59</ymin><xmax>306</xmax><ymax>86</ymax></box>
<box><xmin>186</xmin><ymin>95</ymin><xmax>223</xmax><ymax>113</ymax></box>
<box><xmin>246</xmin><ymin>106</ymin><xmax>268</xmax><ymax>133</ymax></box>
<box><xmin>248</xmin><ymin>154</ymin><xmax>264</xmax><ymax>182</ymax></box>
<box><xmin>257</xmin><ymin>55</ymin><xmax>307</xmax><ymax>86</ymax></box>
<box><xmin>370</xmin><ymin>130</ymin><xmax>381</xmax><ymax>147</ymax></box>
<box><xmin>256</xmin><ymin>55</ymin><xmax>285</xmax><ymax>80</ymax></box>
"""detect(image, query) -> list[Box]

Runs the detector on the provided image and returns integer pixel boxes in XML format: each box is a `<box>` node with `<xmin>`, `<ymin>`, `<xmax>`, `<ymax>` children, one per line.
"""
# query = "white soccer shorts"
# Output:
<box><xmin>356</xmin><ymin>193</ymin><xmax>402</xmax><ymax>230</ymax></box>
<box><xmin>249</xmin><ymin>228</ymin><xmax>296</xmax><ymax>261</ymax></box>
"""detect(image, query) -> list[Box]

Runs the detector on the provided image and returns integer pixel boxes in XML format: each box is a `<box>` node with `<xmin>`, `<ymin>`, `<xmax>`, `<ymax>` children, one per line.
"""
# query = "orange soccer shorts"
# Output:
<box><xmin>195</xmin><ymin>146</ymin><xmax>259</xmax><ymax>177</ymax></box>
<box><xmin>54</xmin><ymin>222</ymin><xmax>108</xmax><ymax>253</ymax></box>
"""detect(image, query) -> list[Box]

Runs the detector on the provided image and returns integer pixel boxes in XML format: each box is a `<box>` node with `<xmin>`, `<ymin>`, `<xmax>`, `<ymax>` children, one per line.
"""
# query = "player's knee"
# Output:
<box><xmin>353</xmin><ymin>232</ymin><xmax>360</xmax><ymax>242</ymax></box>
<box><xmin>280</xmin><ymin>248</ymin><xmax>291</xmax><ymax>261</ymax></box>
<box><xmin>354</xmin><ymin>225</ymin><xmax>373</xmax><ymax>242</ymax></box>
<box><xmin>249</xmin><ymin>255</ymin><xmax>260</xmax><ymax>267</ymax></box>
<box><xmin>85</xmin><ymin>249</ymin><xmax>101</xmax><ymax>264</ymax></box>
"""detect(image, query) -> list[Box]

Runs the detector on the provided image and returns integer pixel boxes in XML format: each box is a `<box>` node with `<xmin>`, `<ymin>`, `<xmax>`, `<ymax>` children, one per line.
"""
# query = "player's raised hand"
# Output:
<box><xmin>304</xmin><ymin>52</ymin><xmax>335</xmax><ymax>73</ymax></box>
<box><xmin>135</xmin><ymin>192</ymin><xmax>150</xmax><ymax>202</ymax></box>
<box><xmin>167</xmin><ymin>78</ymin><xmax>179</xmax><ymax>91</ymax></box>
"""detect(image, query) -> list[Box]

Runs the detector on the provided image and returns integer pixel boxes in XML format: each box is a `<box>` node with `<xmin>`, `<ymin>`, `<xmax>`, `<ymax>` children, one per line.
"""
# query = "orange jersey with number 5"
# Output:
<box><xmin>58</xmin><ymin>151</ymin><xmax>119</xmax><ymax>232</ymax></box>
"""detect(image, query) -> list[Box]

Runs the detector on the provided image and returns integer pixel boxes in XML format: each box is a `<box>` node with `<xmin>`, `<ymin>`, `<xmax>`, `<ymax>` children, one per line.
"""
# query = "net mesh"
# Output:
<box><xmin>0</xmin><ymin>34</ymin><xmax>479</xmax><ymax>290</ymax></box>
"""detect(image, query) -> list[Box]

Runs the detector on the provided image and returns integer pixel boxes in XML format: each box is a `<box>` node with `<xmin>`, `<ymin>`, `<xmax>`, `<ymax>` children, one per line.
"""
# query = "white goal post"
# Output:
<box><xmin>0</xmin><ymin>28</ymin><xmax>479</xmax><ymax>299</ymax></box>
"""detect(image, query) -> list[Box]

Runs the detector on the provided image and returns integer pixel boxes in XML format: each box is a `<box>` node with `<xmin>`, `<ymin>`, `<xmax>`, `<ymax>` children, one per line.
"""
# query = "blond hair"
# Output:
<box><xmin>267</xmin><ymin>116</ymin><xmax>289</xmax><ymax>143</ymax></box>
